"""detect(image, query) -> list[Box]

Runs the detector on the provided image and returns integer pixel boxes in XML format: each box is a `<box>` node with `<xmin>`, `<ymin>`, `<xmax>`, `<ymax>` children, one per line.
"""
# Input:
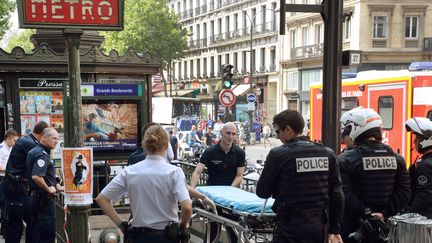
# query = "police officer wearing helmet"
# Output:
<box><xmin>339</xmin><ymin>107</ymin><xmax>410</xmax><ymax>242</ymax></box>
<box><xmin>26</xmin><ymin>128</ymin><xmax>64</xmax><ymax>242</ymax></box>
<box><xmin>3</xmin><ymin>121</ymin><xmax>49</xmax><ymax>243</ymax></box>
<box><xmin>405</xmin><ymin>117</ymin><xmax>432</xmax><ymax>218</ymax></box>
<box><xmin>256</xmin><ymin>109</ymin><xmax>345</xmax><ymax>243</ymax></box>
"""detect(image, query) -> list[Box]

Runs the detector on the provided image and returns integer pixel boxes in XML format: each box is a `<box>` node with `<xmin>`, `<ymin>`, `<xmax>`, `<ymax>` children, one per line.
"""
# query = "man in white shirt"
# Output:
<box><xmin>0</xmin><ymin>129</ymin><xmax>19</xmax><ymax>177</ymax></box>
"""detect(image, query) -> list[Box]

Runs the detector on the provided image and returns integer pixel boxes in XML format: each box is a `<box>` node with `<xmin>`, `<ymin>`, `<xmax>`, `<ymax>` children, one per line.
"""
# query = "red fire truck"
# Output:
<box><xmin>310</xmin><ymin>63</ymin><xmax>432</xmax><ymax>166</ymax></box>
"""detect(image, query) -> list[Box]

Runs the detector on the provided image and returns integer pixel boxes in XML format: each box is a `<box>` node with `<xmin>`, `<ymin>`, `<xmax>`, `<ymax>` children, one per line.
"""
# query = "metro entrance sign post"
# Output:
<box><xmin>17</xmin><ymin>1</ymin><xmax>124</xmax><ymax>242</ymax></box>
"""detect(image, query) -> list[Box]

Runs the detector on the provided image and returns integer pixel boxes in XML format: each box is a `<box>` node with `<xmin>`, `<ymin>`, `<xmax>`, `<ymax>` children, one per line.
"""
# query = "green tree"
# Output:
<box><xmin>0</xmin><ymin>0</ymin><xmax>14</xmax><ymax>40</ymax></box>
<box><xmin>102</xmin><ymin>0</ymin><xmax>188</xmax><ymax>96</ymax></box>
<box><xmin>4</xmin><ymin>29</ymin><xmax>35</xmax><ymax>53</ymax></box>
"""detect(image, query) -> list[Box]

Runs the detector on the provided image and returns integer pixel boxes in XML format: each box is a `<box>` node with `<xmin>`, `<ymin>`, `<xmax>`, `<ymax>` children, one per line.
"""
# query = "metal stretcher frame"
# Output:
<box><xmin>192</xmin><ymin>186</ymin><xmax>276</xmax><ymax>243</ymax></box>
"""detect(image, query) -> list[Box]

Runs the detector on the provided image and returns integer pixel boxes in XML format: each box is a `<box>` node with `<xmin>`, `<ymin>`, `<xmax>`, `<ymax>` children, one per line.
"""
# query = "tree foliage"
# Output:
<box><xmin>4</xmin><ymin>29</ymin><xmax>35</xmax><ymax>53</ymax></box>
<box><xmin>0</xmin><ymin>0</ymin><xmax>15</xmax><ymax>40</ymax></box>
<box><xmin>101</xmin><ymin>0</ymin><xmax>188</xmax><ymax>69</ymax></box>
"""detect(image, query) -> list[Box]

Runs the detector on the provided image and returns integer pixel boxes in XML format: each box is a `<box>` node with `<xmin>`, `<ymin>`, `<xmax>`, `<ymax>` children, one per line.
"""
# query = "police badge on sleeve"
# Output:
<box><xmin>37</xmin><ymin>159</ymin><xmax>45</xmax><ymax>167</ymax></box>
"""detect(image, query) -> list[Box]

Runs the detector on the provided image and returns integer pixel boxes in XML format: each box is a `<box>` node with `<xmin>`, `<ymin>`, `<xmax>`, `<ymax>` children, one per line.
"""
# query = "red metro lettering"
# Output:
<box><xmin>362</xmin><ymin>156</ymin><xmax>397</xmax><ymax>170</ymax></box>
<box><xmin>296</xmin><ymin>157</ymin><xmax>329</xmax><ymax>172</ymax></box>
<box><xmin>26</xmin><ymin>0</ymin><xmax>118</xmax><ymax>25</ymax></box>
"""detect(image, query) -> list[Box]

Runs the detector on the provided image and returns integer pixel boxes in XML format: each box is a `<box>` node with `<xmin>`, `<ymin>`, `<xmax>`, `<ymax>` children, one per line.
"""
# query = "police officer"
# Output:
<box><xmin>3</xmin><ymin>121</ymin><xmax>49</xmax><ymax>243</ymax></box>
<box><xmin>27</xmin><ymin>128</ymin><xmax>63</xmax><ymax>243</ymax></box>
<box><xmin>256</xmin><ymin>109</ymin><xmax>344</xmax><ymax>243</ymax></box>
<box><xmin>339</xmin><ymin>107</ymin><xmax>410</xmax><ymax>242</ymax></box>
<box><xmin>405</xmin><ymin>117</ymin><xmax>432</xmax><ymax>218</ymax></box>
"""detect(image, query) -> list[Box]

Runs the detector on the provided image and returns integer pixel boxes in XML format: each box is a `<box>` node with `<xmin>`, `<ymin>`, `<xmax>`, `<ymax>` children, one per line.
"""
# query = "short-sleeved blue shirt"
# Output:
<box><xmin>6</xmin><ymin>134</ymin><xmax>39</xmax><ymax>176</ymax></box>
<box><xmin>26</xmin><ymin>144</ymin><xmax>56</xmax><ymax>191</ymax></box>
<box><xmin>200</xmin><ymin>144</ymin><xmax>246</xmax><ymax>186</ymax></box>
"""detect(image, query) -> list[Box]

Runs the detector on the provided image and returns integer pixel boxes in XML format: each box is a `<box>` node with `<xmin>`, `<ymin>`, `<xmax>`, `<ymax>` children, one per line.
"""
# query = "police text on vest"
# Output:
<box><xmin>296</xmin><ymin>157</ymin><xmax>329</xmax><ymax>172</ymax></box>
<box><xmin>362</xmin><ymin>156</ymin><xmax>397</xmax><ymax>170</ymax></box>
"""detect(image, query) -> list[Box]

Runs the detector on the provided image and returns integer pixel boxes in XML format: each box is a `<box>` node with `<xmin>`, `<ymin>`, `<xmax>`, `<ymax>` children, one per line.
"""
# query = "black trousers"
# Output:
<box><xmin>4</xmin><ymin>180</ymin><xmax>32</xmax><ymax>243</ymax></box>
<box><xmin>272</xmin><ymin>211</ymin><xmax>326</xmax><ymax>243</ymax></box>
<box><xmin>28</xmin><ymin>195</ymin><xmax>55</xmax><ymax>243</ymax></box>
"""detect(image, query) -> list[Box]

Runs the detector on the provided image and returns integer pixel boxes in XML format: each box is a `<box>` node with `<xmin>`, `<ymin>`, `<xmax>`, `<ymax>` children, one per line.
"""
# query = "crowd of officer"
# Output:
<box><xmin>3</xmin><ymin>105</ymin><xmax>432</xmax><ymax>243</ymax></box>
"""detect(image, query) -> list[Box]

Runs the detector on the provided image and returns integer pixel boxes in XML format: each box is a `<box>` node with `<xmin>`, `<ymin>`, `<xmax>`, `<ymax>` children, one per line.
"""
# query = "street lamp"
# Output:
<box><xmin>243</xmin><ymin>8</ymin><xmax>278</xmax><ymax>145</ymax></box>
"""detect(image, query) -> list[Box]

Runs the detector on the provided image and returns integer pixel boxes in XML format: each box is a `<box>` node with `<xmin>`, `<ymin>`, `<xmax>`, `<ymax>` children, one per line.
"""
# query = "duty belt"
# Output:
<box><xmin>6</xmin><ymin>173</ymin><xmax>27</xmax><ymax>183</ymax></box>
<box><xmin>132</xmin><ymin>227</ymin><xmax>165</xmax><ymax>235</ymax></box>
<box><xmin>30</xmin><ymin>190</ymin><xmax>55</xmax><ymax>199</ymax></box>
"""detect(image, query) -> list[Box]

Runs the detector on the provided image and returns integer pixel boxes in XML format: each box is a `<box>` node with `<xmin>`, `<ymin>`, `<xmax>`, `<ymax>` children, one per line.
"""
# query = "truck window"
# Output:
<box><xmin>427</xmin><ymin>111</ymin><xmax>432</xmax><ymax>121</ymax></box>
<box><xmin>341</xmin><ymin>97</ymin><xmax>359</xmax><ymax>116</ymax></box>
<box><xmin>378</xmin><ymin>96</ymin><xmax>393</xmax><ymax>129</ymax></box>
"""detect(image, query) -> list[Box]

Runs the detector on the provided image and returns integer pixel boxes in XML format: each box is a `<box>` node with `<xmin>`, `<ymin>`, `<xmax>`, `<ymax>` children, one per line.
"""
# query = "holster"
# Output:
<box><xmin>164</xmin><ymin>222</ymin><xmax>179</xmax><ymax>240</ymax></box>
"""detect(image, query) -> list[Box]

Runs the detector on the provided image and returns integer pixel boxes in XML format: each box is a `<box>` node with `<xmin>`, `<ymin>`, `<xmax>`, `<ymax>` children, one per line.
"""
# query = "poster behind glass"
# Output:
<box><xmin>19</xmin><ymin>91</ymin><xmax>64</xmax><ymax>136</ymax></box>
<box><xmin>82</xmin><ymin>100</ymin><xmax>139</xmax><ymax>154</ymax></box>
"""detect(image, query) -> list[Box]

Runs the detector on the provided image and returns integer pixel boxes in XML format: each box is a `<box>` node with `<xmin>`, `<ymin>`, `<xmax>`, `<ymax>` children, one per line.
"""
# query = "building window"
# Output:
<box><xmin>314</xmin><ymin>24</ymin><xmax>322</xmax><ymax>44</ymax></box>
<box><xmin>252</xmin><ymin>49</ymin><xmax>256</xmax><ymax>72</ymax></box>
<box><xmin>270</xmin><ymin>48</ymin><xmax>276</xmax><ymax>68</ymax></box>
<box><xmin>178</xmin><ymin>62</ymin><xmax>182</xmax><ymax>79</ymax></box>
<box><xmin>242</xmin><ymin>51</ymin><xmax>247</xmax><ymax>71</ymax></box>
<box><xmin>197</xmin><ymin>59</ymin><xmax>201</xmax><ymax>78</ymax></box>
<box><xmin>225</xmin><ymin>53</ymin><xmax>230</xmax><ymax>64</ymax></box>
<box><xmin>405</xmin><ymin>16</ymin><xmax>419</xmax><ymax>39</ymax></box>
<box><xmin>190</xmin><ymin>60</ymin><xmax>194</xmax><ymax>78</ymax></box>
<box><xmin>286</xmin><ymin>71</ymin><xmax>299</xmax><ymax>90</ymax></box>
<box><xmin>210</xmin><ymin>56</ymin><xmax>215</xmax><ymax>77</ymax></box>
<box><xmin>373</xmin><ymin>16</ymin><xmax>388</xmax><ymax>39</ymax></box>
<box><xmin>378</xmin><ymin>96</ymin><xmax>393</xmax><ymax>129</ymax></box>
<box><xmin>217</xmin><ymin>55</ymin><xmax>222</xmax><ymax>75</ymax></box>
<box><xmin>344</xmin><ymin>18</ymin><xmax>351</xmax><ymax>40</ymax></box>
<box><xmin>233</xmin><ymin>52</ymin><xmax>238</xmax><ymax>72</ymax></box>
<box><xmin>302</xmin><ymin>26</ymin><xmax>309</xmax><ymax>46</ymax></box>
<box><xmin>301</xmin><ymin>69</ymin><xmax>322</xmax><ymax>90</ymax></box>
<box><xmin>184</xmin><ymin>61</ymin><xmax>187</xmax><ymax>79</ymax></box>
<box><xmin>260</xmin><ymin>48</ymin><xmax>265</xmax><ymax>71</ymax></box>
<box><xmin>203</xmin><ymin>58</ymin><xmax>207</xmax><ymax>76</ymax></box>
<box><xmin>290</xmin><ymin>30</ymin><xmax>296</xmax><ymax>48</ymax></box>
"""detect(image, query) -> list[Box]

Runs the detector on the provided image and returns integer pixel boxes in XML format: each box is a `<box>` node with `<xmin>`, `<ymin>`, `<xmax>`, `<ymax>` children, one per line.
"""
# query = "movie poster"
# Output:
<box><xmin>81</xmin><ymin>102</ymin><xmax>138</xmax><ymax>153</ymax></box>
<box><xmin>19</xmin><ymin>91</ymin><xmax>36</xmax><ymax>114</ymax></box>
<box><xmin>20</xmin><ymin>115</ymin><xmax>36</xmax><ymax>135</ymax></box>
<box><xmin>62</xmin><ymin>148</ymin><xmax>93</xmax><ymax>205</ymax></box>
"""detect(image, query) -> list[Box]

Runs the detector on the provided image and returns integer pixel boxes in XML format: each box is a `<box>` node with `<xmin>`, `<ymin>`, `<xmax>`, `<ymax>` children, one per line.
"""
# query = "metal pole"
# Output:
<box><xmin>248</xmin><ymin>18</ymin><xmax>254</xmax><ymax>145</ymax></box>
<box><xmin>321</xmin><ymin>0</ymin><xmax>343</xmax><ymax>152</ymax></box>
<box><xmin>63</xmin><ymin>29</ymin><xmax>89</xmax><ymax>243</ymax></box>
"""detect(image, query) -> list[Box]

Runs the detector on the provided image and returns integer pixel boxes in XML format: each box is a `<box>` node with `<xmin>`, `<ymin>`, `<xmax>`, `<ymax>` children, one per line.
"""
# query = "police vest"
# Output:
<box><xmin>353</xmin><ymin>144</ymin><xmax>397</xmax><ymax>207</ymax></box>
<box><xmin>277</xmin><ymin>141</ymin><xmax>330</xmax><ymax>211</ymax></box>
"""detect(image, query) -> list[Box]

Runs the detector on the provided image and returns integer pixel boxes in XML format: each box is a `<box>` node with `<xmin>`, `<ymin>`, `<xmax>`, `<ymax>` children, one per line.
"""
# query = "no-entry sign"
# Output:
<box><xmin>219</xmin><ymin>89</ymin><xmax>236</xmax><ymax>107</ymax></box>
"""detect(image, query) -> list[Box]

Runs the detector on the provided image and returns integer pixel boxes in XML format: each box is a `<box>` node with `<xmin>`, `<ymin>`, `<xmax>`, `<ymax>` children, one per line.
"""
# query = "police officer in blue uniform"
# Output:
<box><xmin>256</xmin><ymin>109</ymin><xmax>344</xmax><ymax>243</ymax></box>
<box><xmin>3</xmin><ymin>121</ymin><xmax>49</xmax><ymax>243</ymax></box>
<box><xmin>26</xmin><ymin>128</ymin><xmax>63</xmax><ymax>243</ymax></box>
<box><xmin>339</xmin><ymin>107</ymin><xmax>410</xmax><ymax>242</ymax></box>
<box><xmin>405</xmin><ymin>117</ymin><xmax>432</xmax><ymax>218</ymax></box>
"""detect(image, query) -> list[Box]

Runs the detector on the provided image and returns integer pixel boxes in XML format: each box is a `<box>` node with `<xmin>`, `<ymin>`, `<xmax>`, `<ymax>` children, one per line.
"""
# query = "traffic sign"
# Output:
<box><xmin>219</xmin><ymin>89</ymin><xmax>236</xmax><ymax>107</ymax></box>
<box><xmin>247</xmin><ymin>93</ymin><xmax>256</xmax><ymax>103</ymax></box>
<box><xmin>247</xmin><ymin>102</ymin><xmax>255</xmax><ymax>111</ymax></box>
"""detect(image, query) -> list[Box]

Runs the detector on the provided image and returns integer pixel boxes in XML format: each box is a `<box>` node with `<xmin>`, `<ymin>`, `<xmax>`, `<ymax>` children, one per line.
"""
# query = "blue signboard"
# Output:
<box><xmin>82</xmin><ymin>84</ymin><xmax>140</xmax><ymax>96</ymax></box>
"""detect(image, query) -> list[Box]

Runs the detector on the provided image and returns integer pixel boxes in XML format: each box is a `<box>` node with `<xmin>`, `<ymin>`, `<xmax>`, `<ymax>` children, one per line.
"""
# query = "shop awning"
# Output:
<box><xmin>232</xmin><ymin>84</ymin><xmax>251</xmax><ymax>96</ymax></box>
<box><xmin>152</xmin><ymin>89</ymin><xmax>199</xmax><ymax>98</ymax></box>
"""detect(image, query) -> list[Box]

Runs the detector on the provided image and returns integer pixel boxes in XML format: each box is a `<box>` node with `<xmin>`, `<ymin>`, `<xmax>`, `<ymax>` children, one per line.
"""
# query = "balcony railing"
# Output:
<box><xmin>290</xmin><ymin>43</ymin><xmax>324</xmax><ymax>59</ymax></box>
<box><xmin>405</xmin><ymin>39</ymin><xmax>419</xmax><ymax>48</ymax></box>
<box><xmin>372</xmin><ymin>39</ymin><xmax>387</xmax><ymax>48</ymax></box>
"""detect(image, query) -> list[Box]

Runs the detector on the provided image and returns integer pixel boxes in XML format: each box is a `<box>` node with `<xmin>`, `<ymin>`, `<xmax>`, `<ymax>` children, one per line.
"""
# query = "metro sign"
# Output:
<box><xmin>17</xmin><ymin>0</ymin><xmax>124</xmax><ymax>30</ymax></box>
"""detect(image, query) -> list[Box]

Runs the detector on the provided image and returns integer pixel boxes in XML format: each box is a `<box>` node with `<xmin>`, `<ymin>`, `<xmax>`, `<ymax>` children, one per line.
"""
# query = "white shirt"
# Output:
<box><xmin>0</xmin><ymin>141</ymin><xmax>12</xmax><ymax>176</ymax></box>
<box><xmin>165</xmin><ymin>142</ymin><xmax>174</xmax><ymax>161</ymax></box>
<box><xmin>101</xmin><ymin>154</ymin><xmax>190</xmax><ymax>229</ymax></box>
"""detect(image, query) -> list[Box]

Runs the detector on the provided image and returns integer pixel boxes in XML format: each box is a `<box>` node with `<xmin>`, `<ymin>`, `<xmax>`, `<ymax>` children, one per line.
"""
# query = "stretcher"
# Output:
<box><xmin>193</xmin><ymin>186</ymin><xmax>276</xmax><ymax>243</ymax></box>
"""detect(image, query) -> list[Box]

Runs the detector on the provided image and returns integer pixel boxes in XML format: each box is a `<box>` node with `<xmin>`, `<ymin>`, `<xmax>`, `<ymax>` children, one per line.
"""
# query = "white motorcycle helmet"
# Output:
<box><xmin>340</xmin><ymin>107</ymin><xmax>383</xmax><ymax>142</ymax></box>
<box><xmin>405</xmin><ymin>117</ymin><xmax>432</xmax><ymax>153</ymax></box>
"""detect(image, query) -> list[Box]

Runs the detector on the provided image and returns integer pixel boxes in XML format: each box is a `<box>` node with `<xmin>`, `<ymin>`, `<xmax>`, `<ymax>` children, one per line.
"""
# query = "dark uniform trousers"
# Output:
<box><xmin>263</xmin><ymin>140</ymin><xmax>339</xmax><ymax>243</ymax></box>
<box><xmin>273</xmin><ymin>209</ymin><xmax>326</xmax><ymax>243</ymax></box>
<box><xmin>129</xmin><ymin>228</ymin><xmax>177</xmax><ymax>243</ymax></box>
<box><xmin>28</xmin><ymin>191</ymin><xmax>55</xmax><ymax>243</ymax></box>
<box><xmin>3</xmin><ymin>177</ymin><xmax>33</xmax><ymax>243</ymax></box>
